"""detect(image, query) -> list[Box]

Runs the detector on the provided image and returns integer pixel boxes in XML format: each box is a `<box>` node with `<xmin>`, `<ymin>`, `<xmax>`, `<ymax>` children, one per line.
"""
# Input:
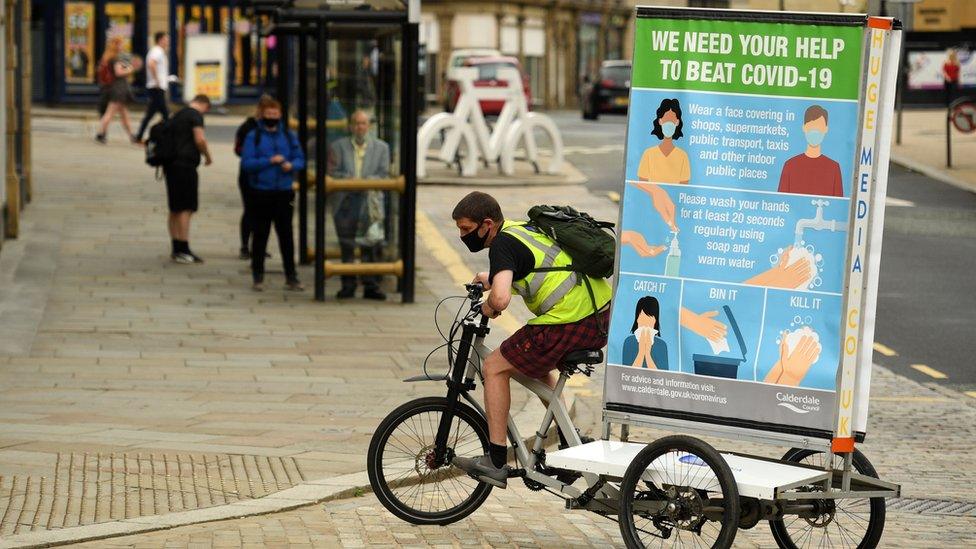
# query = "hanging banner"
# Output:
<box><xmin>65</xmin><ymin>1</ymin><xmax>96</xmax><ymax>83</ymax></box>
<box><xmin>105</xmin><ymin>2</ymin><xmax>135</xmax><ymax>54</ymax></box>
<box><xmin>604</xmin><ymin>8</ymin><xmax>897</xmax><ymax>442</ymax></box>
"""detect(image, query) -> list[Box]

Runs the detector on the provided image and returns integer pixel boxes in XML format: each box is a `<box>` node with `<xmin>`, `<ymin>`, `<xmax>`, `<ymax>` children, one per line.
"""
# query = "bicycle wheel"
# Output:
<box><xmin>367</xmin><ymin>396</ymin><xmax>492</xmax><ymax>525</ymax></box>
<box><xmin>769</xmin><ymin>448</ymin><xmax>885</xmax><ymax>549</ymax></box>
<box><xmin>619</xmin><ymin>435</ymin><xmax>739</xmax><ymax>549</ymax></box>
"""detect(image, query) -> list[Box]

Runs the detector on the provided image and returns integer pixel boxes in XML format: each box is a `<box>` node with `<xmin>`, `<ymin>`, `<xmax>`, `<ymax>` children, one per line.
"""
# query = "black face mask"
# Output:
<box><xmin>264</xmin><ymin>119</ymin><xmax>280</xmax><ymax>131</ymax></box>
<box><xmin>461</xmin><ymin>222</ymin><xmax>490</xmax><ymax>252</ymax></box>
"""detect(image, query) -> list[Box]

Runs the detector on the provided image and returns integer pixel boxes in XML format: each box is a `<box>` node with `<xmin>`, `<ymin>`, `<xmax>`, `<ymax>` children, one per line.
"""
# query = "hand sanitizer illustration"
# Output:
<box><xmin>664</xmin><ymin>233</ymin><xmax>681</xmax><ymax>276</ymax></box>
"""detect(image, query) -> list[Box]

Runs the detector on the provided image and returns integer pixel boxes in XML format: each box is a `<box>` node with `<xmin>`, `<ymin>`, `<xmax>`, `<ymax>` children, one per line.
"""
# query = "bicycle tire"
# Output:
<box><xmin>367</xmin><ymin>396</ymin><xmax>492</xmax><ymax>525</ymax></box>
<box><xmin>769</xmin><ymin>448</ymin><xmax>886</xmax><ymax>549</ymax></box>
<box><xmin>619</xmin><ymin>435</ymin><xmax>739</xmax><ymax>549</ymax></box>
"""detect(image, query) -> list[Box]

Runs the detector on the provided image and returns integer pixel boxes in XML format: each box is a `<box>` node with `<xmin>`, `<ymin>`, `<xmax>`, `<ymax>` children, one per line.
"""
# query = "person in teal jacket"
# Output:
<box><xmin>241</xmin><ymin>97</ymin><xmax>306</xmax><ymax>291</ymax></box>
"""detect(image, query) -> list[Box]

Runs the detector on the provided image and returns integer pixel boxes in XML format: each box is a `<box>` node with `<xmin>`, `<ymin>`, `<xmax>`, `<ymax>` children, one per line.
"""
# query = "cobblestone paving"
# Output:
<box><xmin>0</xmin><ymin>453</ymin><xmax>304</xmax><ymax>535</ymax></box>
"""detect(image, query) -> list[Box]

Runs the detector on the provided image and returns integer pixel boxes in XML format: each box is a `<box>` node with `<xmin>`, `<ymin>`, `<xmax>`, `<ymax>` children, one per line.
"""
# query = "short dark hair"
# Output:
<box><xmin>452</xmin><ymin>192</ymin><xmax>503</xmax><ymax>224</ymax></box>
<box><xmin>154</xmin><ymin>32</ymin><xmax>167</xmax><ymax>44</ymax></box>
<box><xmin>651</xmin><ymin>98</ymin><xmax>684</xmax><ymax>140</ymax></box>
<box><xmin>804</xmin><ymin>105</ymin><xmax>828</xmax><ymax>124</ymax></box>
<box><xmin>191</xmin><ymin>94</ymin><xmax>211</xmax><ymax>107</ymax></box>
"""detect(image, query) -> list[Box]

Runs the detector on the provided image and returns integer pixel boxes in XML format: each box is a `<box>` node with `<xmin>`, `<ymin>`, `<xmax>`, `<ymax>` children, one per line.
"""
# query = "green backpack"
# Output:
<box><xmin>527</xmin><ymin>205</ymin><xmax>616</xmax><ymax>279</ymax></box>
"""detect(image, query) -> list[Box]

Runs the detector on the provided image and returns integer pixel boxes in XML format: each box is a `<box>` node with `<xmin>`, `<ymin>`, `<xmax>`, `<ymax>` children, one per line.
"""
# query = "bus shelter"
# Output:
<box><xmin>244</xmin><ymin>0</ymin><xmax>419</xmax><ymax>303</ymax></box>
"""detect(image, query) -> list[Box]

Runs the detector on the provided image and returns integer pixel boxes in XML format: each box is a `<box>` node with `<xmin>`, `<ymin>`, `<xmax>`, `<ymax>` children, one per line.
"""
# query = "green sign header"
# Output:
<box><xmin>633</xmin><ymin>18</ymin><xmax>863</xmax><ymax>100</ymax></box>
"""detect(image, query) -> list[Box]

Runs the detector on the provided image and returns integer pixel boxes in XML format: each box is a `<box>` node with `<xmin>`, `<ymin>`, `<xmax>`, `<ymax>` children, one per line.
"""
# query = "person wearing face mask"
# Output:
<box><xmin>777</xmin><ymin>105</ymin><xmax>843</xmax><ymax>197</ymax></box>
<box><xmin>328</xmin><ymin>110</ymin><xmax>391</xmax><ymax>300</ymax></box>
<box><xmin>637</xmin><ymin>98</ymin><xmax>691</xmax><ymax>184</ymax></box>
<box><xmin>450</xmin><ymin>191</ymin><xmax>612</xmax><ymax>488</ymax></box>
<box><xmin>241</xmin><ymin>97</ymin><xmax>306</xmax><ymax>291</ymax></box>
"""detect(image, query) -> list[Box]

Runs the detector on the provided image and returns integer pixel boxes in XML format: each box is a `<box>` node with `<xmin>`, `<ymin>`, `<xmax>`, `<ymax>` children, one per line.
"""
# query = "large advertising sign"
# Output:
<box><xmin>605</xmin><ymin>8</ymin><xmax>898</xmax><ymax>442</ymax></box>
<box><xmin>64</xmin><ymin>2</ymin><xmax>96</xmax><ymax>83</ymax></box>
<box><xmin>183</xmin><ymin>34</ymin><xmax>229</xmax><ymax>105</ymax></box>
<box><xmin>907</xmin><ymin>50</ymin><xmax>976</xmax><ymax>90</ymax></box>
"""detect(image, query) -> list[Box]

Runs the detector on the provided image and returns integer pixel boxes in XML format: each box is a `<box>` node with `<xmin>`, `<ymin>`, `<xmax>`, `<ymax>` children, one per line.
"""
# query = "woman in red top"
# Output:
<box><xmin>943</xmin><ymin>49</ymin><xmax>961</xmax><ymax>106</ymax></box>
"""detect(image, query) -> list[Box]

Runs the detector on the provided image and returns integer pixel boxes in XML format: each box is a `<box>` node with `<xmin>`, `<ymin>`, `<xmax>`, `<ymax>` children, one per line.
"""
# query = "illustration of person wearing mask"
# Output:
<box><xmin>777</xmin><ymin>105</ymin><xmax>844</xmax><ymax>197</ymax></box>
<box><xmin>637</xmin><ymin>98</ymin><xmax>691</xmax><ymax>184</ymax></box>
<box><xmin>622</xmin><ymin>296</ymin><xmax>670</xmax><ymax>369</ymax></box>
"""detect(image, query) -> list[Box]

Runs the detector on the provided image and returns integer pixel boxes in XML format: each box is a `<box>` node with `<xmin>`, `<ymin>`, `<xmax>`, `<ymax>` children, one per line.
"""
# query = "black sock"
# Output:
<box><xmin>171</xmin><ymin>239</ymin><xmax>178</xmax><ymax>254</ymax></box>
<box><xmin>488</xmin><ymin>443</ymin><xmax>507</xmax><ymax>468</ymax></box>
<box><xmin>176</xmin><ymin>240</ymin><xmax>189</xmax><ymax>254</ymax></box>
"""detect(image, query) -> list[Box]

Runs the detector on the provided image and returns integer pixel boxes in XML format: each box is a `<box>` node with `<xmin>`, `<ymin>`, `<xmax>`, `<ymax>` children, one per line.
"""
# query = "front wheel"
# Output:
<box><xmin>367</xmin><ymin>397</ymin><xmax>492</xmax><ymax>525</ymax></box>
<box><xmin>619</xmin><ymin>435</ymin><xmax>739</xmax><ymax>548</ymax></box>
<box><xmin>769</xmin><ymin>448</ymin><xmax>886</xmax><ymax>549</ymax></box>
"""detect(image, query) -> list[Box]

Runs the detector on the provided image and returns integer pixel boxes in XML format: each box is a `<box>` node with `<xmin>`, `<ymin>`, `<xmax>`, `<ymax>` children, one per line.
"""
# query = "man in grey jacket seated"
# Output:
<box><xmin>328</xmin><ymin>110</ymin><xmax>390</xmax><ymax>300</ymax></box>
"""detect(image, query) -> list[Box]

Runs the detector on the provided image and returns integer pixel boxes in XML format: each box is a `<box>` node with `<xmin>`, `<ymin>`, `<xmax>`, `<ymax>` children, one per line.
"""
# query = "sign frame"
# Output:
<box><xmin>602</xmin><ymin>6</ymin><xmax>902</xmax><ymax>452</ymax></box>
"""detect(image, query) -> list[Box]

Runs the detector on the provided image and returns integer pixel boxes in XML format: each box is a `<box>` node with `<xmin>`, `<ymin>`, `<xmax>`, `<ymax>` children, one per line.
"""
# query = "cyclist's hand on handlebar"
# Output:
<box><xmin>481</xmin><ymin>302</ymin><xmax>501</xmax><ymax>319</ymax></box>
<box><xmin>472</xmin><ymin>272</ymin><xmax>491</xmax><ymax>290</ymax></box>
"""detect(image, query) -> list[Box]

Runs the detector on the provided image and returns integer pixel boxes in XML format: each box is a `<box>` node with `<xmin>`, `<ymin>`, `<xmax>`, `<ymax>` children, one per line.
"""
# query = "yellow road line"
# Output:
<box><xmin>872</xmin><ymin>342</ymin><xmax>898</xmax><ymax>357</ymax></box>
<box><xmin>416</xmin><ymin>211</ymin><xmax>523</xmax><ymax>336</ymax></box>
<box><xmin>965</xmin><ymin>391</ymin><xmax>976</xmax><ymax>400</ymax></box>
<box><xmin>607</xmin><ymin>191</ymin><xmax>621</xmax><ymax>203</ymax></box>
<box><xmin>910</xmin><ymin>364</ymin><xmax>947</xmax><ymax>380</ymax></box>
<box><xmin>871</xmin><ymin>396</ymin><xmax>950</xmax><ymax>403</ymax></box>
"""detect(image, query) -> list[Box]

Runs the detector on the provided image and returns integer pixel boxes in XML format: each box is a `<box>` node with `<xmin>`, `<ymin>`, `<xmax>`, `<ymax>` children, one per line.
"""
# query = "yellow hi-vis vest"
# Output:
<box><xmin>501</xmin><ymin>220</ymin><xmax>612</xmax><ymax>325</ymax></box>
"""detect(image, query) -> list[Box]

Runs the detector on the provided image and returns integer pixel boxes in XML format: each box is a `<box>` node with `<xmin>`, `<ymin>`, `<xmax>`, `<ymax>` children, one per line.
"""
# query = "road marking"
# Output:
<box><xmin>607</xmin><ymin>191</ymin><xmax>620</xmax><ymax>203</ymax></box>
<box><xmin>965</xmin><ymin>391</ymin><xmax>976</xmax><ymax>400</ymax></box>
<box><xmin>562</xmin><ymin>144</ymin><xmax>625</xmax><ymax>156</ymax></box>
<box><xmin>872</xmin><ymin>342</ymin><xmax>898</xmax><ymax>357</ymax></box>
<box><xmin>871</xmin><ymin>396</ymin><xmax>950</xmax><ymax>403</ymax></box>
<box><xmin>910</xmin><ymin>364</ymin><xmax>947</xmax><ymax>380</ymax></box>
<box><xmin>416</xmin><ymin>211</ymin><xmax>523</xmax><ymax>336</ymax></box>
<box><xmin>884</xmin><ymin>196</ymin><xmax>915</xmax><ymax>207</ymax></box>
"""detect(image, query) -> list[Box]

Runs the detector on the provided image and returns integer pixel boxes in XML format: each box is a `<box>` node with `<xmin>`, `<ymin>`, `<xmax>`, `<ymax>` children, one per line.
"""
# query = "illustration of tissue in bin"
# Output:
<box><xmin>692</xmin><ymin>305</ymin><xmax>748</xmax><ymax>379</ymax></box>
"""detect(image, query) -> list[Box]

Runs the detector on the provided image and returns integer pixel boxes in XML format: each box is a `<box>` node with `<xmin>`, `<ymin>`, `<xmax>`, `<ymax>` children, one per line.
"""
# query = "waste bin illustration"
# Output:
<box><xmin>692</xmin><ymin>305</ymin><xmax>747</xmax><ymax>379</ymax></box>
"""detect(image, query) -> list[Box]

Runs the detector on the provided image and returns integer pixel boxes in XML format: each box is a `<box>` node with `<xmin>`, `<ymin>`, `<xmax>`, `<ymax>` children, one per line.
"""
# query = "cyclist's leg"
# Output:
<box><xmin>482</xmin><ymin>348</ymin><xmax>517</xmax><ymax>446</ymax></box>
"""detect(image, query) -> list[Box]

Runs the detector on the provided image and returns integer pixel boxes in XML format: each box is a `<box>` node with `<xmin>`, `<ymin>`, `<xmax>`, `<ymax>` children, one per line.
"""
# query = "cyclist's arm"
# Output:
<box><xmin>486</xmin><ymin>270</ymin><xmax>513</xmax><ymax>313</ymax></box>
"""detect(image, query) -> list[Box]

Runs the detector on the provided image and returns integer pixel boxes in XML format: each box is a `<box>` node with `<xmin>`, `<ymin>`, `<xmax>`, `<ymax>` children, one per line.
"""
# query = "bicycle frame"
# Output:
<box><xmin>409</xmin><ymin>293</ymin><xmax>619</xmax><ymax>508</ymax></box>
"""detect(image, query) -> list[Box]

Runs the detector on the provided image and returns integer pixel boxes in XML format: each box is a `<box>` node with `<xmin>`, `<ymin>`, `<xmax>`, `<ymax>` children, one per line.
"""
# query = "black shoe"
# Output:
<box><xmin>336</xmin><ymin>287</ymin><xmax>356</xmax><ymax>299</ymax></box>
<box><xmin>452</xmin><ymin>455</ymin><xmax>509</xmax><ymax>488</ymax></box>
<box><xmin>95</xmin><ymin>134</ymin><xmax>107</xmax><ymax>144</ymax></box>
<box><xmin>363</xmin><ymin>288</ymin><xmax>386</xmax><ymax>301</ymax></box>
<box><xmin>171</xmin><ymin>252</ymin><xmax>194</xmax><ymax>265</ymax></box>
<box><xmin>239</xmin><ymin>248</ymin><xmax>251</xmax><ymax>260</ymax></box>
<box><xmin>186</xmin><ymin>252</ymin><xmax>204</xmax><ymax>264</ymax></box>
<box><xmin>285</xmin><ymin>279</ymin><xmax>305</xmax><ymax>292</ymax></box>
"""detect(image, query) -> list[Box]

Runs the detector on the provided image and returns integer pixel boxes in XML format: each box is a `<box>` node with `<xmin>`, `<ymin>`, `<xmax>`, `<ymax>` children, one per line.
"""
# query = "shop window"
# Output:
<box><xmin>64</xmin><ymin>2</ymin><xmax>96</xmax><ymax>84</ymax></box>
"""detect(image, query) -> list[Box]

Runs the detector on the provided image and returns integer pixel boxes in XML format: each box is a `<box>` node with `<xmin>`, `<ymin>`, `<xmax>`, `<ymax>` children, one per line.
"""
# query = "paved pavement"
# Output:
<box><xmin>1</xmin><ymin>112</ymin><xmax>975</xmax><ymax>547</ymax></box>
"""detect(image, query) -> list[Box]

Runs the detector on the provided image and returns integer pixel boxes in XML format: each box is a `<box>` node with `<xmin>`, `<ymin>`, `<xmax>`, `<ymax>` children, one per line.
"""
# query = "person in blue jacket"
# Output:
<box><xmin>241</xmin><ymin>97</ymin><xmax>306</xmax><ymax>291</ymax></box>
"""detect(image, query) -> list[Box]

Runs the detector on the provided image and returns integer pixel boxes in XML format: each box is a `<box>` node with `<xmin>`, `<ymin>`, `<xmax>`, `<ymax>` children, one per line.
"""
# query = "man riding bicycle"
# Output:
<box><xmin>451</xmin><ymin>191</ymin><xmax>612</xmax><ymax>487</ymax></box>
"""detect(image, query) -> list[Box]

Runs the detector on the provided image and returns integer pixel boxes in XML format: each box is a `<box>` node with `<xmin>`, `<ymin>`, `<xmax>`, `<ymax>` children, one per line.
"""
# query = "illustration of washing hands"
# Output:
<box><xmin>763</xmin><ymin>326</ymin><xmax>822</xmax><ymax>386</ymax></box>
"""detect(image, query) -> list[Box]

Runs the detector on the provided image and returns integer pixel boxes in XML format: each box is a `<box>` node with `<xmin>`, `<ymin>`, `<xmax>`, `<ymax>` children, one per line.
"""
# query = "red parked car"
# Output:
<box><xmin>444</xmin><ymin>56</ymin><xmax>532</xmax><ymax>116</ymax></box>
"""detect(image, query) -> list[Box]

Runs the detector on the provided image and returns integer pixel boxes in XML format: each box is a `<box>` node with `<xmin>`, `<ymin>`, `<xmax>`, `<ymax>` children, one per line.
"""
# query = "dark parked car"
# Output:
<box><xmin>581</xmin><ymin>60</ymin><xmax>632</xmax><ymax>120</ymax></box>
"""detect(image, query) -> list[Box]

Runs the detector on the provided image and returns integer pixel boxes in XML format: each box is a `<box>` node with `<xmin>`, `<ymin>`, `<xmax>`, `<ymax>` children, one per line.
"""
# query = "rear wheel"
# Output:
<box><xmin>618</xmin><ymin>435</ymin><xmax>739</xmax><ymax>548</ymax></box>
<box><xmin>769</xmin><ymin>448</ymin><xmax>886</xmax><ymax>549</ymax></box>
<box><xmin>367</xmin><ymin>397</ymin><xmax>492</xmax><ymax>525</ymax></box>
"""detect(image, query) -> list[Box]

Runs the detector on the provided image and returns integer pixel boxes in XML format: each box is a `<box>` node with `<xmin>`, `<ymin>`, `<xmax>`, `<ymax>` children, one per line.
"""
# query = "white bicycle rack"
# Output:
<box><xmin>417</xmin><ymin>67</ymin><xmax>564</xmax><ymax>178</ymax></box>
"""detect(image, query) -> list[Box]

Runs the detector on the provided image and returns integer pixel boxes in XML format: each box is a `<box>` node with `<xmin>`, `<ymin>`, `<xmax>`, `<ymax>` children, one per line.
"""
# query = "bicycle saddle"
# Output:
<box><xmin>561</xmin><ymin>349</ymin><xmax>604</xmax><ymax>367</ymax></box>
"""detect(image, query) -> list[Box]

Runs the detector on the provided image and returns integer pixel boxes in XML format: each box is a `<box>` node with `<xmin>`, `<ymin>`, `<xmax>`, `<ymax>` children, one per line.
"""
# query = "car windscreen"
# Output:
<box><xmin>475</xmin><ymin>62</ymin><xmax>517</xmax><ymax>81</ymax></box>
<box><xmin>600</xmin><ymin>65</ymin><xmax>631</xmax><ymax>85</ymax></box>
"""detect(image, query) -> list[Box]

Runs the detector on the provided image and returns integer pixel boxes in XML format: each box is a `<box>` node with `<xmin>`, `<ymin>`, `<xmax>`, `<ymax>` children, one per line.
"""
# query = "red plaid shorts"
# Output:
<box><xmin>500</xmin><ymin>310</ymin><xmax>610</xmax><ymax>379</ymax></box>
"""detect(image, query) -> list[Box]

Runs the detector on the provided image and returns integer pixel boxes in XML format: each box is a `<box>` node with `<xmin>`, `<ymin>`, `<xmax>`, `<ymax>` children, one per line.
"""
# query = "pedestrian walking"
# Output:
<box><xmin>135</xmin><ymin>32</ymin><xmax>171</xmax><ymax>144</ymax></box>
<box><xmin>164</xmin><ymin>94</ymin><xmax>212</xmax><ymax>264</ymax></box>
<box><xmin>328</xmin><ymin>110</ymin><xmax>390</xmax><ymax>300</ymax></box>
<box><xmin>95</xmin><ymin>37</ymin><xmax>141</xmax><ymax>144</ymax></box>
<box><xmin>240</xmin><ymin>97</ymin><xmax>305</xmax><ymax>291</ymax></box>
<box><xmin>943</xmin><ymin>49</ymin><xmax>961</xmax><ymax>106</ymax></box>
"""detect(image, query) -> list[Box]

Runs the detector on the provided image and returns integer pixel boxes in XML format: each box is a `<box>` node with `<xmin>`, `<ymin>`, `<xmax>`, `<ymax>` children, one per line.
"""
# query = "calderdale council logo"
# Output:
<box><xmin>776</xmin><ymin>392</ymin><xmax>822</xmax><ymax>414</ymax></box>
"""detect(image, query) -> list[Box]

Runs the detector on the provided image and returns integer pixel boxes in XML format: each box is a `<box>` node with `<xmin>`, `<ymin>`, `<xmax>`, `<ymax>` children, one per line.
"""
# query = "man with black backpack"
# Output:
<box><xmin>450</xmin><ymin>191</ymin><xmax>613</xmax><ymax>488</ymax></box>
<box><xmin>163</xmin><ymin>94</ymin><xmax>212</xmax><ymax>263</ymax></box>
